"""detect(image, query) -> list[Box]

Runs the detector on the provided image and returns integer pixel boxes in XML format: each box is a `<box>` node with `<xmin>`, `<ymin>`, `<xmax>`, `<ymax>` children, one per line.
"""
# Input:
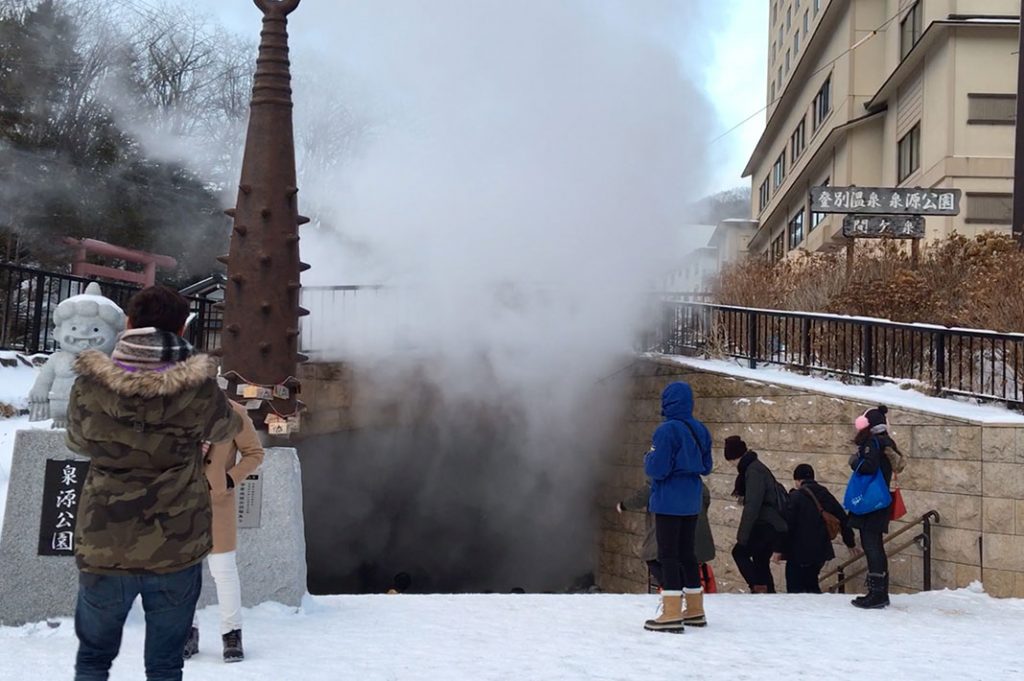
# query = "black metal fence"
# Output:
<box><xmin>650</xmin><ymin>301</ymin><xmax>1024</xmax><ymax>409</ymax></box>
<box><xmin>0</xmin><ymin>262</ymin><xmax>221</xmax><ymax>354</ymax></box>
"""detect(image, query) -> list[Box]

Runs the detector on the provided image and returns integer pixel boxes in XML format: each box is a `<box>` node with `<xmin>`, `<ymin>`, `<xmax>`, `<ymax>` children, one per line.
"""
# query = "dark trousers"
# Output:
<box><xmin>785</xmin><ymin>561</ymin><xmax>824</xmax><ymax>594</ymax></box>
<box><xmin>732</xmin><ymin>524</ymin><xmax>777</xmax><ymax>592</ymax></box>
<box><xmin>860</xmin><ymin>528</ymin><xmax>888</xmax><ymax>575</ymax></box>
<box><xmin>654</xmin><ymin>514</ymin><xmax>700</xmax><ymax>591</ymax></box>
<box><xmin>647</xmin><ymin>561</ymin><xmax>714</xmax><ymax>592</ymax></box>
<box><xmin>75</xmin><ymin>563</ymin><xmax>202</xmax><ymax>681</ymax></box>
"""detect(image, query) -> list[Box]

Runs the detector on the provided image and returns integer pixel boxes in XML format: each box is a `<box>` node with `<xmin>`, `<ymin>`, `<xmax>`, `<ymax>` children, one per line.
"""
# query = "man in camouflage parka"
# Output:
<box><xmin>66</xmin><ymin>285</ymin><xmax>241</xmax><ymax>681</ymax></box>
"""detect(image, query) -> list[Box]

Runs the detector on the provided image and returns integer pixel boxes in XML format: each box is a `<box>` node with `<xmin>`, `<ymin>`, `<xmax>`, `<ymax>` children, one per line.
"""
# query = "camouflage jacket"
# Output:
<box><xmin>66</xmin><ymin>350</ymin><xmax>241</xmax><ymax>574</ymax></box>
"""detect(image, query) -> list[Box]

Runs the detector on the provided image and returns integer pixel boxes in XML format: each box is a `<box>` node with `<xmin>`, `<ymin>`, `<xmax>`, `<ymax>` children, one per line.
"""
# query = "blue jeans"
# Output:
<box><xmin>74</xmin><ymin>563</ymin><xmax>202</xmax><ymax>681</ymax></box>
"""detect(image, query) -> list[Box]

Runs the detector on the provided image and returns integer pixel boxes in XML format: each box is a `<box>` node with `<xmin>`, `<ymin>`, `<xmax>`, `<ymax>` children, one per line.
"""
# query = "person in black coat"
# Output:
<box><xmin>783</xmin><ymin>464</ymin><xmax>856</xmax><ymax>593</ymax></box>
<box><xmin>725</xmin><ymin>436</ymin><xmax>788</xmax><ymax>594</ymax></box>
<box><xmin>847</xmin><ymin>405</ymin><xmax>900</xmax><ymax>609</ymax></box>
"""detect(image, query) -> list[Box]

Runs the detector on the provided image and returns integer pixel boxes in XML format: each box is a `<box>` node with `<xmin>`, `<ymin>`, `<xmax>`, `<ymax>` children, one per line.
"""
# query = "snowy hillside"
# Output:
<box><xmin>1</xmin><ymin>586</ymin><xmax>1022</xmax><ymax>680</ymax></box>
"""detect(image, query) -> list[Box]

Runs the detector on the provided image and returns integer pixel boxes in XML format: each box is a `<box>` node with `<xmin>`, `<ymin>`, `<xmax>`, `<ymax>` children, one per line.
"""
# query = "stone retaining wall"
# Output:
<box><xmin>598</xmin><ymin>358</ymin><xmax>1024</xmax><ymax>597</ymax></box>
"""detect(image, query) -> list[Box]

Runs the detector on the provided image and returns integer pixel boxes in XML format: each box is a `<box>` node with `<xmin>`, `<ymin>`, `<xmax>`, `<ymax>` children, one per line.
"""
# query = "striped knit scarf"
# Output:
<box><xmin>111</xmin><ymin>327</ymin><xmax>193</xmax><ymax>371</ymax></box>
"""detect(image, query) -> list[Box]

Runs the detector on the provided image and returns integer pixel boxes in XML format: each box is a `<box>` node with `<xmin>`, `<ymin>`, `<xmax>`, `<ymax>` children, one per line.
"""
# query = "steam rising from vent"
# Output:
<box><xmin>143</xmin><ymin>0</ymin><xmax>728</xmax><ymax>592</ymax></box>
<box><xmin>284</xmin><ymin>0</ymin><xmax>726</xmax><ymax>593</ymax></box>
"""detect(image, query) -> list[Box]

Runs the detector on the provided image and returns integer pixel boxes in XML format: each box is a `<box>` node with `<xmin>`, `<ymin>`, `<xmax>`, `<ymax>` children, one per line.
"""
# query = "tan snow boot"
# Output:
<box><xmin>643</xmin><ymin>591</ymin><xmax>685</xmax><ymax>633</ymax></box>
<box><xmin>683</xmin><ymin>588</ymin><xmax>706</xmax><ymax>627</ymax></box>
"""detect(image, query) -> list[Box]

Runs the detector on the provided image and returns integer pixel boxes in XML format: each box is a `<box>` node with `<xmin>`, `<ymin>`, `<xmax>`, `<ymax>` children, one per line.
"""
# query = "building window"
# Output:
<box><xmin>785</xmin><ymin>49</ymin><xmax>791</xmax><ymax>74</ymax></box>
<box><xmin>790</xmin><ymin>116</ymin><xmax>806</xmax><ymax>163</ymax></box>
<box><xmin>779</xmin><ymin>25</ymin><xmax>784</xmax><ymax>47</ymax></box>
<box><xmin>778</xmin><ymin>65</ymin><xmax>784</xmax><ymax>87</ymax></box>
<box><xmin>789</xmin><ymin>209</ymin><xmax>805</xmax><ymax>249</ymax></box>
<box><xmin>967</xmin><ymin>94</ymin><xmax>1015</xmax><ymax>125</ymax></box>
<box><xmin>803</xmin><ymin>10</ymin><xmax>809</xmax><ymax>34</ymax></box>
<box><xmin>897</xmin><ymin>123</ymin><xmax>921</xmax><ymax>182</ymax></box>
<box><xmin>772</xmin><ymin>1</ymin><xmax>778</xmax><ymax>23</ymax></box>
<box><xmin>759</xmin><ymin>179</ymin><xmax>771</xmax><ymax>213</ymax></box>
<box><xmin>773</xmin><ymin>152</ymin><xmax>787</xmax><ymax>190</ymax></box>
<box><xmin>794</xmin><ymin>30</ymin><xmax>800</xmax><ymax>56</ymax></box>
<box><xmin>786</xmin><ymin>5</ymin><xmax>792</xmax><ymax>31</ymax></box>
<box><xmin>811</xmin><ymin>177</ymin><xmax>829</xmax><ymax>229</ymax></box>
<box><xmin>900</xmin><ymin>2</ymin><xmax>922</xmax><ymax>60</ymax></box>
<box><xmin>771</xmin><ymin>41</ymin><xmax>776</xmax><ymax>62</ymax></box>
<box><xmin>770</xmin><ymin>80</ymin><xmax>776</xmax><ymax>102</ymax></box>
<box><xmin>814</xmin><ymin>0</ymin><xmax>821</xmax><ymax>15</ymax></box>
<box><xmin>965</xmin><ymin>193</ymin><xmax>1012</xmax><ymax>224</ymax></box>
<box><xmin>772</xmin><ymin>233</ymin><xmax>786</xmax><ymax>261</ymax></box>
<box><xmin>812</xmin><ymin>75</ymin><xmax>832</xmax><ymax>131</ymax></box>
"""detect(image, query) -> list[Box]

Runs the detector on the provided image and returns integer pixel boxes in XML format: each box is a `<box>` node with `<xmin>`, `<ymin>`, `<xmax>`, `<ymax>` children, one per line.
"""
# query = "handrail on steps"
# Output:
<box><xmin>819</xmin><ymin>510</ymin><xmax>940</xmax><ymax>594</ymax></box>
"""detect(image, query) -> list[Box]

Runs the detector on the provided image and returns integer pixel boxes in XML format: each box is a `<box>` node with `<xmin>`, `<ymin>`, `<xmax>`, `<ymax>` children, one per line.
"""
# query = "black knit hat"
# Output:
<box><xmin>793</xmin><ymin>463</ymin><xmax>815</xmax><ymax>481</ymax></box>
<box><xmin>724</xmin><ymin>435</ymin><xmax>747</xmax><ymax>461</ymax></box>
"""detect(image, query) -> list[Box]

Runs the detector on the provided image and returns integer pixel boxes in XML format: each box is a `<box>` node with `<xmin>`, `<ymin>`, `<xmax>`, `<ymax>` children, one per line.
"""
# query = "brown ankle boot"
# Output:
<box><xmin>751</xmin><ymin>585</ymin><xmax>769</xmax><ymax>594</ymax></box>
<box><xmin>683</xmin><ymin>588</ymin><xmax>706</xmax><ymax>627</ymax></box>
<box><xmin>644</xmin><ymin>591</ymin><xmax>685</xmax><ymax>632</ymax></box>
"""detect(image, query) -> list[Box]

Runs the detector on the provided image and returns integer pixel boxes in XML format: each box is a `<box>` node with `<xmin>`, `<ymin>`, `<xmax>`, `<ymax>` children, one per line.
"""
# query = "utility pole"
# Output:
<box><xmin>1012</xmin><ymin>5</ymin><xmax>1024</xmax><ymax>246</ymax></box>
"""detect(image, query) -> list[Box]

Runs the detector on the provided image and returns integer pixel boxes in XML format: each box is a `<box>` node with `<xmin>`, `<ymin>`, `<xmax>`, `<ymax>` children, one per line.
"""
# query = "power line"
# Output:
<box><xmin>707</xmin><ymin>6</ymin><xmax>906</xmax><ymax>146</ymax></box>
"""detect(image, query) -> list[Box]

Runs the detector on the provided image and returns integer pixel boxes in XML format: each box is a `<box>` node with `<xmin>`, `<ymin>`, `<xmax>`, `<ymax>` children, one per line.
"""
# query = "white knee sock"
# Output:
<box><xmin>207</xmin><ymin>551</ymin><xmax>243</xmax><ymax>635</ymax></box>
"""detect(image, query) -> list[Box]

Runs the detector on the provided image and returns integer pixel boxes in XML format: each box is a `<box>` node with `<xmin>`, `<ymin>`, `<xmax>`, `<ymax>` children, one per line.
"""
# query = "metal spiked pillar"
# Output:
<box><xmin>219</xmin><ymin>0</ymin><xmax>310</xmax><ymax>430</ymax></box>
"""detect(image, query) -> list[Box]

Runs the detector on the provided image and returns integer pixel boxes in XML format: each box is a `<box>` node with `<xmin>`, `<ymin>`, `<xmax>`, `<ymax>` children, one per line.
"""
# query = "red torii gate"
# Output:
<box><xmin>64</xmin><ymin>237</ymin><xmax>177</xmax><ymax>287</ymax></box>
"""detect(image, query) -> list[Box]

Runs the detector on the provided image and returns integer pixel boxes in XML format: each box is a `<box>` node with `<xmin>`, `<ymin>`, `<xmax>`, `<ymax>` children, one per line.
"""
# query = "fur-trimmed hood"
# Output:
<box><xmin>74</xmin><ymin>350</ymin><xmax>215</xmax><ymax>398</ymax></box>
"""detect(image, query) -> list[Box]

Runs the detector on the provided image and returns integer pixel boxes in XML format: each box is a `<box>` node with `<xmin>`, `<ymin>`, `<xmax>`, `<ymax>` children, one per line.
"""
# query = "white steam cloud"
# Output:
<box><xmin>158</xmin><ymin>0</ymin><xmax>730</xmax><ymax>591</ymax></box>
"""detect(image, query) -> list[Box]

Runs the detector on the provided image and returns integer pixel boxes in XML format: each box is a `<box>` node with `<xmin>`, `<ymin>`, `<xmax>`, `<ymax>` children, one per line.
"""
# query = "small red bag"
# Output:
<box><xmin>890</xmin><ymin>474</ymin><xmax>907</xmax><ymax>521</ymax></box>
<box><xmin>700</xmin><ymin>563</ymin><xmax>717</xmax><ymax>594</ymax></box>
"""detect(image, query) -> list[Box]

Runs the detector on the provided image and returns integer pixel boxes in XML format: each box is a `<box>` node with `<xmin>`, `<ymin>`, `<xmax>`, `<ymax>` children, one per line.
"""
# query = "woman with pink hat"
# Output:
<box><xmin>846</xmin><ymin>405</ymin><xmax>905</xmax><ymax>609</ymax></box>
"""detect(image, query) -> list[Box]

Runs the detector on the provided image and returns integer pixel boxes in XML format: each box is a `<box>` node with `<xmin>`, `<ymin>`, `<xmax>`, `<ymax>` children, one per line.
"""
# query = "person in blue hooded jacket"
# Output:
<box><xmin>642</xmin><ymin>381</ymin><xmax>713</xmax><ymax>633</ymax></box>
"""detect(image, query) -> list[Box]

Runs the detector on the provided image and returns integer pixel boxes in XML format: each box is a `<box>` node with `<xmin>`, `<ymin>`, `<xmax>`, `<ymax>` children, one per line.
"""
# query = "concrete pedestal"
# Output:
<box><xmin>0</xmin><ymin>430</ymin><xmax>307</xmax><ymax>626</ymax></box>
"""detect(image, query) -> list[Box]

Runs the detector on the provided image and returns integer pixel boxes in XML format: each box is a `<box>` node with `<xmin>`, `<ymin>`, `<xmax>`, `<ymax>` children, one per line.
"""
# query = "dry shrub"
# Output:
<box><xmin>711</xmin><ymin>232</ymin><xmax>1024</xmax><ymax>333</ymax></box>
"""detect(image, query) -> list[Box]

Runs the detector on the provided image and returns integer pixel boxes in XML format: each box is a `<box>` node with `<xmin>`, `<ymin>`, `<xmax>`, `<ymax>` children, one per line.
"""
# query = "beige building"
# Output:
<box><xmin>744</xmin><ymin>0</ymin><xmax>1018</xmax><ymax>258</ymax></box>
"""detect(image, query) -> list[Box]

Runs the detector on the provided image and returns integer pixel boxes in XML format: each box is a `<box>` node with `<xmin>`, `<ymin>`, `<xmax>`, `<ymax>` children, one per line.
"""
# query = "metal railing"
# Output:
<box><xmin>650</xmin><ymin>300</ymin><xmax>1024</xmax><ymax>409</ymax></box>
<box><xmin>0</xmin><ymin>262</ymin><xmax>220</xmax><ymax>354</ymax></box>
<box><xmin>819</xmin><ymin>510</ymin><xmax>940</xmax><ymax>593</ymax></box>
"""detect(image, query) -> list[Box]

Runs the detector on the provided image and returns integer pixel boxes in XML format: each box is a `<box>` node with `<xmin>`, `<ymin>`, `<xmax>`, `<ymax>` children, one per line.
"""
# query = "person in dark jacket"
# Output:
<box><xmin>641</xmin><ymin>382</ymin><xmax>713</xmax><ymax>632</ymax></box>
<box><xmin>783</xmin><ymin>464</ymin><xmax>856</xmax><ymax>593</ymax></box>
<box><xmin>725</xmin><ymin>436</ymin><xmax>787</xmax><ymax>594</ymax></box>
<box><xmin>847</xmin><ymin>405</ymin><xmax>899</xmax><ymax>609</ymax></box>
<box><xmin>617</xmin><ymin>482</ymin><xmax>715</xmax><ymax>590</ymax></box>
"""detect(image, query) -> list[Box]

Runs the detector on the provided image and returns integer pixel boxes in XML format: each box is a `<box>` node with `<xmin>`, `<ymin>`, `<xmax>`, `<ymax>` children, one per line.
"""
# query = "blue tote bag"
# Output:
<box><xmin>844</xmin><ymin>460</ymin><xmax>892</xmax><ymax>516</ymax></box>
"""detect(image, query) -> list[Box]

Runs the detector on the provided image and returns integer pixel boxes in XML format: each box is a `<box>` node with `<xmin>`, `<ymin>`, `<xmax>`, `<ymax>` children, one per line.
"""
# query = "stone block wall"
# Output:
<box><xmin>297</xmin><ymin>361</ymin><xmax>441</xmax><ymax>437</ymax></box>
<box><xmin>598</xmin><ymin>357</ymin><xmax>1024</xmax><ymax>597</ymax></box>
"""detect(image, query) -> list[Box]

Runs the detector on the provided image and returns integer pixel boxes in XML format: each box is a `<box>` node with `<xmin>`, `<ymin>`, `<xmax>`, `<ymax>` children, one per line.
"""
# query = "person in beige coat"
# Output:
<box><xmin>183</xmin><ymin>400</ymin><xmax>264</xmax><ymax>663</ymax></box>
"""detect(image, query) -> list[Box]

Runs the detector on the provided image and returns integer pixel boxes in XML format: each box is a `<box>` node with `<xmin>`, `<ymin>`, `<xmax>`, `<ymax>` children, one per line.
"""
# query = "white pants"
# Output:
<box><xmin>195</xmin><ymin>551</ymin><xmax>243</xmax><ymax>634</ymax></box>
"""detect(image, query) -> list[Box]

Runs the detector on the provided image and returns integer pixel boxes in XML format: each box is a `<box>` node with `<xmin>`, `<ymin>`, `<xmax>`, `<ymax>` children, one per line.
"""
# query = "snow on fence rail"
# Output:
<box><xmin>647</xmin><ymin>300</ymin><xmax>1024</xmax><ymax>409</ymax></box>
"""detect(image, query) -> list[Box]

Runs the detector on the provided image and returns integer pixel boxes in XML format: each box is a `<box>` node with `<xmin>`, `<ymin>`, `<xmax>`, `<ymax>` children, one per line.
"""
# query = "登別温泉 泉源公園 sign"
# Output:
<box><xmin>811</xmin><ymin>186</ymin><xmax>961</xmax><ymax>216</ymax></box>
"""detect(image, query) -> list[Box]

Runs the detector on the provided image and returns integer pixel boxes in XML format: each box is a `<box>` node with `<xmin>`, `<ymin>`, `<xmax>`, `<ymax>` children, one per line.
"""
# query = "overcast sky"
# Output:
<box><xmin>205</xmin><ymin>1</ymin><xmax>767</xmax><ymax>194</ymax></box>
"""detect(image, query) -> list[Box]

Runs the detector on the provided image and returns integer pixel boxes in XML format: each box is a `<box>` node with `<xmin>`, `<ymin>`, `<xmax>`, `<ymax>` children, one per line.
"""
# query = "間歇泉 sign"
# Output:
<box><xmin>842</xmin><ymin>214</ymin><xmax>925</xmax><ymax>239</ymax></box>
<box><xmin>811</xmin><ymin>186</ymin><xmax>961</xmax><ymax>216</ymax></box>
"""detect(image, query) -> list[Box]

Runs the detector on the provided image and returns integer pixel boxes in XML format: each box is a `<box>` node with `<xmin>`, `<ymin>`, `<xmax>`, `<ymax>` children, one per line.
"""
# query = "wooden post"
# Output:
<box><xmin>910</xmin><ymin>238</ymin><xmax>921</xmax><ymax>270</ymax></box>
<box><xmin>845</xmin><ymin>239</ymin><xmax>855</xmax><ymax>280</ymax></box>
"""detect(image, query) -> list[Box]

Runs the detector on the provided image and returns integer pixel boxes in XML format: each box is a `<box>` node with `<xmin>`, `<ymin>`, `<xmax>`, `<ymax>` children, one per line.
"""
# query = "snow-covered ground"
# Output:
<box><xmin>653</xmin><ymin>354</ymin><xmax>1024</xmax><ymax>424</ymax></box>
<box><xmin>1</xmin><ymin>586</ymin><xmax>1022</xmax><ymax>680</ymax></box>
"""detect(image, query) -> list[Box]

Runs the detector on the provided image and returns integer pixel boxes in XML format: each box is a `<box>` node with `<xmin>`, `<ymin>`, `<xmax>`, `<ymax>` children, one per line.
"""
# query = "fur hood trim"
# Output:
<box><xmin>74</xmin><ymin>350</ymin><xmax>215</xmax><ymax>398</ymax></box>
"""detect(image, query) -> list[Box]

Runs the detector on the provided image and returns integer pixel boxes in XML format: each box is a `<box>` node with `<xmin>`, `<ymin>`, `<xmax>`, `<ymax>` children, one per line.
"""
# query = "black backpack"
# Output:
<box><xmin>773</xmin><ymin>479</ymin><xmax>791</xmax><ymax>517</ymax></box>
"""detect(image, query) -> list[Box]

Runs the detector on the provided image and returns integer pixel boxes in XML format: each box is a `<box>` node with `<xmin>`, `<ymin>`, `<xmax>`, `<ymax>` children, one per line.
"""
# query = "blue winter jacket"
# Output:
<box><xmin>643</xmin><ymin>382</ymin><xmax>713</xmax><ymax>516</ymax></box>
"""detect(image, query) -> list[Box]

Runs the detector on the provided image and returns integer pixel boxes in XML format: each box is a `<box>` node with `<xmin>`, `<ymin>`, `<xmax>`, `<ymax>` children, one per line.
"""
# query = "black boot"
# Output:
<box><xmin>223</xmin><ymin>629</ymin><xmax>244</xmax><ymax>663</ymax></box>
<box><xmin>852</xmin><ymin>572</ymin><xmax>890</xmax><ymax>609</ymax></box>
<box><xmin>182</xmin><ymin>626</ymin><xmax>199</xmax><ymax>660</ymax></box>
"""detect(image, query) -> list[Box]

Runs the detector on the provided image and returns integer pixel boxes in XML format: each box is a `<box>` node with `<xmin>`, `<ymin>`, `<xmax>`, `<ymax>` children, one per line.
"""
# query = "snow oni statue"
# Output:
<box><xmin>28</xmin><ymin>282</ymin><xmax>125</xmax><ymax>428</ymax></box>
